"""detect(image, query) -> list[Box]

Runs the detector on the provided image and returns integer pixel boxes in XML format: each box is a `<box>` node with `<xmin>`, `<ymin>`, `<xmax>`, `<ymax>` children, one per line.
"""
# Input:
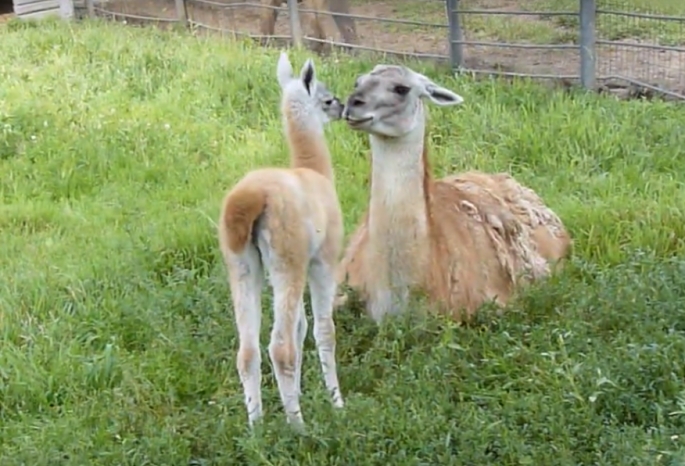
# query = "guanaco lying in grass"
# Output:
<box><xmin>337</xmin><ymin>64</ymin><xmax>572</xmax><ymax>322</ymax></box>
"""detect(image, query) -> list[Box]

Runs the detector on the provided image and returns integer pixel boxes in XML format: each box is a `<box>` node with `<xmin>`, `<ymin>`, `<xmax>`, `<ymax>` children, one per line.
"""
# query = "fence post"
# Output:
<box><xmin>58</xmin><ymin>0</ymin><xmax>74</xmax><ymax>19</ymax></box>
<box><xmin>287</xmin><ymin>0</ymin><xmax>303</xmax><ymax>48</ymax></box>
<box><xmin>175</xmin><ymin>0</ymin><xmax>188</xmax><ymax>29</ymax></box>
<box><xmin>579</xmin><ymin>0</ymin><xmax>596</xmax><ymax>89</ymax></box>
<box><xmin>446</xmin><ymin>0</ymin><xmax>464</xmax><ymax>70</ymax></box>
<box><xmin>85</xmin><ymin>0</ymin><xmax>95</xmax><ymax>18</ymax></box>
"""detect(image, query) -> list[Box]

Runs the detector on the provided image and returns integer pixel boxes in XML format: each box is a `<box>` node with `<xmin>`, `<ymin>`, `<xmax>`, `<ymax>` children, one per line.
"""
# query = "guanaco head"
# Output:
<box><xmin>342</xmin><ymin>64</ymin><xmax>464</xmax><ymax>138</ymax></box>
<box><xmin>276</xmin><ymin>51</ymin><xmax>344</xmax><ymax>123</ymax></box>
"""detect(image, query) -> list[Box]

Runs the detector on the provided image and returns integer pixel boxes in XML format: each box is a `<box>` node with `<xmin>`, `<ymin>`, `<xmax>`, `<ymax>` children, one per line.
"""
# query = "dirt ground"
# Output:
<box><xmin>89</xmin><ymin>0</ymin><xmax>684</xmax><ymax>97</ymax></box>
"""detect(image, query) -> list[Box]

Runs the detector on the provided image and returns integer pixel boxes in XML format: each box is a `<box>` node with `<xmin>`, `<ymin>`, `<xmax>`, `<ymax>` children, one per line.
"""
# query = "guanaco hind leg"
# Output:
<box><xmin>227</xmin><ymin>244</ymin><xmax>265</xmax><ymax>426</ymax></box>
<box><xmin>294</xmin><ymin>298</ymin><xmax>308</xmax><ymax>397</ymax></box>
<box><xmin>267</xmin><ymin>263</ymin><xmax>308</xmax><ymax>427</ymax></box>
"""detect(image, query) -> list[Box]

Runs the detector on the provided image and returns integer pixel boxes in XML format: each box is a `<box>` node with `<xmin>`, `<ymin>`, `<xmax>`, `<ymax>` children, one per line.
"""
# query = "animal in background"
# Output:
<box><xmin>260</xmin><ymin>0</ymin><xmax>358</xmax><ymax>48</ymax></box>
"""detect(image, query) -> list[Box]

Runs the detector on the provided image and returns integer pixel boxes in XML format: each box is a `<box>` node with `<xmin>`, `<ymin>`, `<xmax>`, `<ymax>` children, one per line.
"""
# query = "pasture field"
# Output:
<box><xmin>1</xmin><ymin>18</ymin><xmax>685</xmax><ymax>465</ymax></box>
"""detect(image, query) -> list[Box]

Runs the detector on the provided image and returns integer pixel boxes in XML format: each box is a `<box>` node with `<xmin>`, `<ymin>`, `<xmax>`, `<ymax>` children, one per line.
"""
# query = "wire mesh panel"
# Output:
<box><xmin>84</xmin><ymin>0</ymin><xmax>452</xmax><ymax>60</ymax></box>
<box><xmin>89</xmin><ymin>0</ymin><xmax>181</xmax><ymax>26</ymax></box>
<box><xmin>298</xmin><ymin>0</ymin><xmax>448</xmax><ymax>59</ymax></box>
<box><xmin>78</xmin><ymin>0</ymin><xmax>685</xmax><ymax>99</ymax></box>
<box><xmin>448</xmin><ymin>0</ymin><xmax>582</xmax><ymax>81</ymax></box>
<box><xmin>596</xmin><ymin>0</ymin><xmax>685</xmax><ymax>98</ymax></box>
<box><xmin>183</xmin><ymin>0</ymin><xmax>451</xmax><ymax>60</ymax></box>
<box><xmin>184</xmin><ymin>1</ymin><xmax>290</xmax><ymax>41</ymax></box>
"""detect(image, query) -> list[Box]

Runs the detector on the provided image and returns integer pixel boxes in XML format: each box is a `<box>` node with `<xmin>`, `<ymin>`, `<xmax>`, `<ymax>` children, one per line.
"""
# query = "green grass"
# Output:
<box><xmin>2</xmin><ymin>17</ymin><xmax>685</xmax><ymax>465</ymax></box>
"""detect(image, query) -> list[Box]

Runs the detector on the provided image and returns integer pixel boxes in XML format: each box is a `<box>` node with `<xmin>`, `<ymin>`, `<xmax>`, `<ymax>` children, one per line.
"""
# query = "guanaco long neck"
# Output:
<box><xmin>367</xmin><ymin>105</ymin><xmax>431</xmax><ymax>289</ymax></box>
<box><xmin>282</xmin><ymin>102</ymin><xmax>334</xmax><ymax>182</ymax></box>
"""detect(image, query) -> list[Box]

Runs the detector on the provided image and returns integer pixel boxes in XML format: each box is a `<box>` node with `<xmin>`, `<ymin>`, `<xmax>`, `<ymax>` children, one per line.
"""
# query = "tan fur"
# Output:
<box><xmin>219</xmin><ymin>167</ymin><xmax>339</xmax><ymax>259</ymax></box>
<box><xmin>221</xmin><ymin>184</ymin><xmax>267</xmax><ymax>254</ymax></box>
<box><xmin>260</xmin><ymin>0</ymin><xmax>358</xmax><ymax>46</ymax></box>
<box><xmin>442</xmin><ymin>170</ymin><xmax>572</xmax><ymax>267</ymax></box>
<box><xmin>337</xmin><ymin>133</ymin><xmax>572</xmax><ymax>322</ymax></box>
<box><xmin>284</xmin><ymin>106</ymin><xmax>334</xmax><ymax>180</ymax></box>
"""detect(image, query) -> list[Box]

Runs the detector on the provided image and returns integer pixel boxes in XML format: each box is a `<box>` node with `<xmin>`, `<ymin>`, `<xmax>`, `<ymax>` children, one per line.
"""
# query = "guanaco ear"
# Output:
<box><xmin>277</xmin><ymin>51</ymin><xmax>294</xmax><ymax>89</ymax></box>
<box><xmin>300</xmin><ymin>58</ymin><xmax>316</xmax><ymax>96</ymax></box>
<box><xmin>412</xmin><ymin>72</ymin><xmax>464</xmax><ymax>106</ymax></box>
<box><xmin>424</xmin><ymin>83</ymin><xmax>464</xmax><ymax>106</ymax></box>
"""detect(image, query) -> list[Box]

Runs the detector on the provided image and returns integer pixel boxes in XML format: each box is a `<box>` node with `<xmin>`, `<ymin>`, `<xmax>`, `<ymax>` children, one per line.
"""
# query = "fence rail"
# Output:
<box><xmin>77</xmin><ymin>0</ymin><xmax>685</xmax><ymax>100</ymax></box>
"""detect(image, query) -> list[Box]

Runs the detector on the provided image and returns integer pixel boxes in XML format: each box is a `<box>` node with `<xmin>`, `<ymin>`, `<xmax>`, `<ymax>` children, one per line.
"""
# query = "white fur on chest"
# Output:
<box><xmin>367</xmin><ymin>134</ymin><xmax>429</xmax><ymax>287</ymax></box>
<box><xmin>369</xmin><ymin>134</ymin><xmax>428</xmax><ymax>234</ymax></box>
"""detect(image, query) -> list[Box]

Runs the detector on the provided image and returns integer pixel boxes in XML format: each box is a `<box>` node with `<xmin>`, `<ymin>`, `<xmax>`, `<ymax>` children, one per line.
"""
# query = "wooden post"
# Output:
<box><xmin>175</xmin><ymin>0</ymin><xmax>188</xmax><ymax>28</ymax></box>
<box><xmin>446</xmin><ymin>0</ymin><xmax>464</xmax><ymax>70</ymax></box>
<box><xmin>85</xmin><ymin>0</ymin><xmax>95</xmax><ymax>18</ymax></box>
<box><xmin>58</xmin><ymin>0</ymin><xmax>75</xmax><ymax>19</ymax></box>
<box><xmin>287</xmin><ymin>0</ymin><xmax>303</xmax><ymax>48</ymax></box>
<box><xmin>579</xmin><ymin>0</ymin><xmax>597</xmax><ymax>90</ymax></box>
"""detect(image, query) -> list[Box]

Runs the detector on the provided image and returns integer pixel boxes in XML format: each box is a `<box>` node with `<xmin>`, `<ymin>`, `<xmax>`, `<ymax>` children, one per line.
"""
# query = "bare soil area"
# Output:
<box><xmin>91</xmin><ymin>0</ymin><xmax>684</xmax><ymax>96</ymax></box>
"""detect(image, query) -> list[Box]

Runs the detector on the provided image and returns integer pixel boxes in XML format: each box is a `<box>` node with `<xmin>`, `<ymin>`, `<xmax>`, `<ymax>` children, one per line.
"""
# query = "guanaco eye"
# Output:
<box><xmin>324</xmin><ymin>99</ymin><xmax>333</xmax><ymax>105</ymax></box>
<box><xmin>394</xmin><ymin>85</ymin><xmax>411</xmax><ymax>96</ymax></box>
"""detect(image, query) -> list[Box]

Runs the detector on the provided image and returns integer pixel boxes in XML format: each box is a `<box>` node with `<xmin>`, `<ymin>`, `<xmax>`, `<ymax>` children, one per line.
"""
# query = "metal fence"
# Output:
<box><xmin>448</xmin><ymin>0</ymin><xmax>685</xmax><ymax>100</ymax></box>
<box><xmin>77</xmin><ymin>0</ymin><xmax>685</xmax><ymax>100</ymax></box>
